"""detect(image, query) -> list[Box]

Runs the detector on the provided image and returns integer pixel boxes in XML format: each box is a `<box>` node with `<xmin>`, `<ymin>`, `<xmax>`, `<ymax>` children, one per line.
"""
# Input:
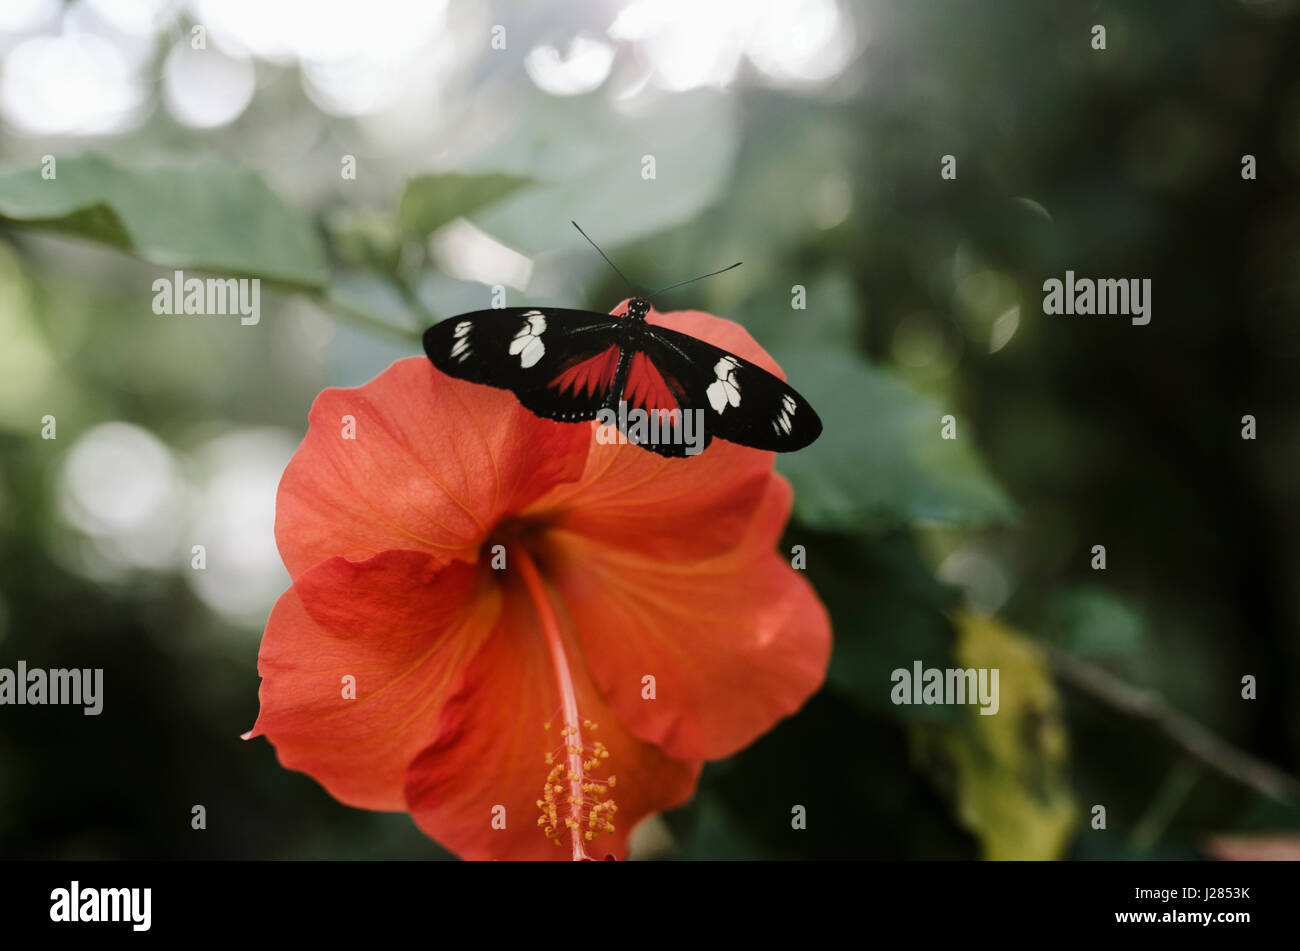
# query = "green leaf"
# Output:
<box><xmin>0</xmin><ymin>153</ymin><xmax>329</xmax><ymax>287</ymax></box>
<box><xmin>1046</xmin><ymin>586</ymin><xmax>1146</xmax><ymax>658</ymax></box>
<box><xmin>470</xmin><ymin>89</ymin><xmax>738</xmax><ymax>254</ymax></box>
<box><xmin>775</xmin><ymin>349</ymin><xmax>1018</xmax><ymax>531</ymax></box>
<box><xmin>804</xmin><ymin>531</ymin><xmax>962</xmax><ymax>721</ymax></box>
<box><xmin>398</xmin><ymin>172</ymin><xmax>533</xmax><ymax>240</ymax></box>
<box><xmin>681</xmin><ymin>691</ymin><xmax>978</xmax><ymax>859</ymax></box>
<box><xmin>661</xmin><ymin>792</ymin><xmax>771</xmax><ymax>860</ymax></box>
<box><xmin>0</xmin><ymin>241</ymin><xmax>77</xmax><ymax>434</ymax></box>
<box><xmin>735</xmin><ymin>269</ymin><xmax>861</xmax><ymax>354</ymax></box>
<box><xmin>321</xmin><ymin>270</ymin><xmax>424</xmax><ymax>351</ymax></box>
<box><xmin>911</xmin><ymin>613</ymin><xmax>1078</xmax><ymax>860</ymax></box>
<box><xmin>324</xmin><ymin>207</ymin><xmax>405</xmax><ymax>275</ymax></box>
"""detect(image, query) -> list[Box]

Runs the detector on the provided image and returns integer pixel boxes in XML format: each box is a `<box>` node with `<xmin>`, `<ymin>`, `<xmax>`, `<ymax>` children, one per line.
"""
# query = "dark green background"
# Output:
<box><xmin>0</xmin><ymin>0</ymin><xmax>1297</xmax><ymax>859</ymax></box>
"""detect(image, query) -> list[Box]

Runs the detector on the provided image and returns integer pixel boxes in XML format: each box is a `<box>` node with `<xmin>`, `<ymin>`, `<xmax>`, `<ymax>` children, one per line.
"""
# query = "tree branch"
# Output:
<box><xmin>1044</xmin><ymin>645</ymin><xmax>1300</xmax><ymax>804</ymax></box>
<box><xmin>311</xmin><ymin>291</ymin><xmax>423</xmax><ymax>344</ymax></box>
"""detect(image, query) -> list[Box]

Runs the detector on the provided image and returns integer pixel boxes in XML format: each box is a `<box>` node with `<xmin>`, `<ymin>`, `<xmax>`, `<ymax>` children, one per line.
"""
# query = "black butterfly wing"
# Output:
<box><xmin>611</xmin><ymin>345</ymin><xmax>708</xmax><ymax>457</ymax></box>
<box><xmin>641</xmin><ymin>325</ymin><xmax>822</xmax><ymax>452</ymax></box>
<box><xmin>424</xmin><ymin>308</ymin><xmax>624</xmax><ymax>422</ymax></box>
<box><xmin>425</xmin><ymin>306</ymin><xmax>823</xmax><ymax>454</ymax></box>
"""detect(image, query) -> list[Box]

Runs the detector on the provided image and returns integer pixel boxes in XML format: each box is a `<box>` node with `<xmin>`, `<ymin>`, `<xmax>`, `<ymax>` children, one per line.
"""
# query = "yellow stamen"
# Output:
<box><xmin>518</xmin><ymin>548</ymin><xmax>620</xmax><ymax>860</ymax></box>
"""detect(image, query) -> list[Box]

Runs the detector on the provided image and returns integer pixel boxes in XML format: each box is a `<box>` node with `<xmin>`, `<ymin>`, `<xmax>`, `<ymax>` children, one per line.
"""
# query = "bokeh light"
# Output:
<box><xmin>2</xmin><ymin>32</ymin><xmax>146</xmax><ymax>135</ymax></box>
<box><xmin>163</xmin><ymin>40</ymin><xmax>256</xmax><ymax>128</ymax></box>
<box><xmin>57</xmin><ymin>423</ymin><xmax>186</xmax><ymax>573</ymax></box>
<box><xmin>609</xmin><ymin>0</ymin><xmax>856</xmax><ymax>91</ymax></box>
<box><xmin>525</xmin><ymin>33</ymin><xmax>616</xmax><ymax>96</ymax></box>
<box><xmin>184</xmin><ymin>429</ymin><xmax>297</xmax><ymax>629</ymax></box>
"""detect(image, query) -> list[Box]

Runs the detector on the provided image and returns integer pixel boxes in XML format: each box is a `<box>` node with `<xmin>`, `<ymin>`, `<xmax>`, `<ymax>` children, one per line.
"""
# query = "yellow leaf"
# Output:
<box><xmin>911</xmin><ymin>612</ymin><xmax>1077</xmax><ymax>859</ymax></box>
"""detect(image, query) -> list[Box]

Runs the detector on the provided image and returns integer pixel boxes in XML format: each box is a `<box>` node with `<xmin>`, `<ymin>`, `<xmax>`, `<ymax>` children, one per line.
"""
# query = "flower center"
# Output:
<box><xmin>514</xmin><ymin>547</ymin><xmax>618</xmax><ymax>861</ymax></box>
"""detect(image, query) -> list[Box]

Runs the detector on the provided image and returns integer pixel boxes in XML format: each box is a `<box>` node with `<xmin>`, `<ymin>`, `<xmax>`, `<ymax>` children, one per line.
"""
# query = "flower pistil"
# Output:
<box><xmin>517</xmin><ymin>547</ymin><xmax>618</xmax><ymax>860</ymax></box>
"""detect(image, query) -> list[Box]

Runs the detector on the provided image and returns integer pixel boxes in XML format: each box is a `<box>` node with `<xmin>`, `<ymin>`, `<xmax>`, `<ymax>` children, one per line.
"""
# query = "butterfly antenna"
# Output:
<box><xmin>648</xmin><ymin>261</ymin><xmax>743</xmax><ymax>297</ymax></box>
<box><xmin>571</xmin><ymin>221</ymin><xmax>641</xmax><ymax>297</ymax></box>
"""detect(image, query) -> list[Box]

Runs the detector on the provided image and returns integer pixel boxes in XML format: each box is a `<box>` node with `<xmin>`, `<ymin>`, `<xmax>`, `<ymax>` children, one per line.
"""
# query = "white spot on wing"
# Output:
<box><xmin>519</xmin><ymin>337</ymin><xmax>545</xmax><ymax>367</ymax></box>
<box><xmin>508</xmin><ymin>311</ymin><xmax>547</xmax><ymax>367</ymax></box>
<box><xmin>773</xmin><ymin>392</ymin><xmax>796</xmax><ymax>435</ymax></box>
<box><xmin>450</xmin><ymin>321</ymin><xmax>473</xmax><ymax>361</ymax></box>
<box><xmin>706</xmin><ymin>356</ymin><xmax>741</xmax><ymax>414</ymax></box>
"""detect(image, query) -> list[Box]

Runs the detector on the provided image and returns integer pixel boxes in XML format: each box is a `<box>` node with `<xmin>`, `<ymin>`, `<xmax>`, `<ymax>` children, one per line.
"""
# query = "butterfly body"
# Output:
<box><xmin>424</xmin><ymin>297</ymin><xmax>821</xmax><ymax>457</ymax></box>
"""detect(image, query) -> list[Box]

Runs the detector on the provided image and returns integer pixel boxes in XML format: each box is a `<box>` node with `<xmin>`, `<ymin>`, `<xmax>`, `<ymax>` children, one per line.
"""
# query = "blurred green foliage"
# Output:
<box><xmin>0</xmin><ymin>153</ymin><xmax>328</xmax><ymax>285</ymax></box>
<box><xmin>1</xmin><ymin>0</ymin><xmax>1298</xmax><ymax>860</ymax></box>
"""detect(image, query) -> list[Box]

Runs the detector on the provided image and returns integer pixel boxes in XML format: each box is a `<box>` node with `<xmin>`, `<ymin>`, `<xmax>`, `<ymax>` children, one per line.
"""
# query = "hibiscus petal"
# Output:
<box><xmin>247</xmin><ymin>551</ymin><xmax>500</xmax><ymax>810</ymax></box>
<box><xmin>523</xmin><ymin>305</ymin><xmax>783</xmax><ymax>562</ymax></box>
<box><xmin>276</xmin><ymin>357</ymin><xmax>591</xmax><ymax>578</ymax></box>
<box><xmin>526</xmin><ymin>435</ymin><xmax>775</xmax><ymax>563</ymax></box>
<box><xmin>404</xmin><ymin>579</ymin><xmax>701</xmax><ymax>860</ymax></box>
<box><xmin>543</xmin><ymin>474</ymin><xmax>832</xmax><ymax>761</ymax></box>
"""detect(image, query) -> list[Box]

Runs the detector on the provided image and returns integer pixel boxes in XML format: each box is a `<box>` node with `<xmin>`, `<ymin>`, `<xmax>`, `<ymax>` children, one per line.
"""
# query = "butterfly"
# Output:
<box><xmin>422</xmin><ymin>226</ymin><xmax>822</xmax><ymax>457</ymax></box>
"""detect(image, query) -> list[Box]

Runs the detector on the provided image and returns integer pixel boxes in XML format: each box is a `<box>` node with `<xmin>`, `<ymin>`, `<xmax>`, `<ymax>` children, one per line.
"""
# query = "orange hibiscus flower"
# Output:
<box><xmin>246</xmin><ymin>306</ymin><xmax>831</xmax><ymax>860</ymax></box>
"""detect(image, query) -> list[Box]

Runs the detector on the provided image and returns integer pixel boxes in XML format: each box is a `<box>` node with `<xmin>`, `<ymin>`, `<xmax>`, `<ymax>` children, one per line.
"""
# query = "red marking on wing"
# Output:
<box><xmin>549</xmin><ymin>345</ymin><xmax>619</xmax><ymax>398</ymax></box>
<box><xmin>625</xmin><ymin>352</ymin><xmax>683</xmax><ymax>427</ymax></box>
